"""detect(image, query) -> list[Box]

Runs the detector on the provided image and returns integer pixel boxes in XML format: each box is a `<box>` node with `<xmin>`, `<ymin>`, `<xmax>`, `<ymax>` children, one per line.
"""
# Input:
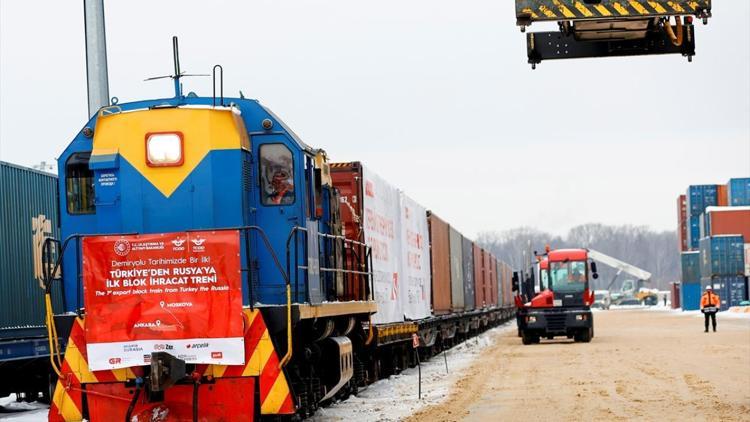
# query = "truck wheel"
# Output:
<box><xmin>575</xmin><ymin>327</ymin><xmax>593</xmax><ymax>343</ymax></box>
<box><xmin>521</xmin><ymin>331</ymin><xmax>536</xmax><ymax>345</ymax></box>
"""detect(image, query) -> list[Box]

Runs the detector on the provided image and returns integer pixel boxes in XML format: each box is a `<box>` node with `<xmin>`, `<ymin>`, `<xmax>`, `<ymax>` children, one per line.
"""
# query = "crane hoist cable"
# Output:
<box><xmin>663</xmin><ymin>16</ymin><xmax>684</xmax><ymax>47</ymax></box>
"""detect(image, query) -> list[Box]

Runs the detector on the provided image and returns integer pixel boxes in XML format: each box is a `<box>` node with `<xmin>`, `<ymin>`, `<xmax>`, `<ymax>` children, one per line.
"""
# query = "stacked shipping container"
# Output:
<box><xmin>728</xmin><ymin>178</ymin><xmax>750</xmax><ymax>206</ymax></box>
<box><xmin>680</xmin><ymin>251</ymin><xmax>701</xmax><ymax>310</ymax></box>
<box><xmin>677</xmin><ymin>195</ymin><xmax>688</xmax><ymax>252</ymax></box>
<box><xmin>677</xmin><ymin>178</ymin><xmax>750</xmax><ymax>311</ymax></box>
<box><xmin>686</xmin><ymin>185</ymin><xmax>718</xmax><ymax>250</ymax></box>
<box><xmin>699</xmin><ymin>235</ymin><xmax>747</xmax><ymax>310</ymax></box>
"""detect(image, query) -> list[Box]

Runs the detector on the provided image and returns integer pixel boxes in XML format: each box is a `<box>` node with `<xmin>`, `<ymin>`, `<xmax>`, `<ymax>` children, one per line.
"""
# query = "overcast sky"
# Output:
<box><xmin>1</xmin><ymin>1</ymin><xmax>748</xmax><ymax>238</ymax></box>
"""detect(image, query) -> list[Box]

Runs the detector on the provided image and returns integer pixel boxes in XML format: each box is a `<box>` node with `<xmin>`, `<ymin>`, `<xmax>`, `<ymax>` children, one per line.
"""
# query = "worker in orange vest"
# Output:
<box><xmin>700</xmin><ymin>285</ymin><xmax>720</xmax><ymax>333</ymax></box>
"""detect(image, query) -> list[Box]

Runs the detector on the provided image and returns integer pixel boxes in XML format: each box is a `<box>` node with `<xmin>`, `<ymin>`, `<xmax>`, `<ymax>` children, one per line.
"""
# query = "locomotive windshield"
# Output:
<box><xmin>549</xmin><ymin>260</ymin><xmax>587</xmax><ymax>294</ymax></box>
<box><xmin>260</xmin><ymin>144</ymin><xmax>295</xmax><ymax>205</ymax></box>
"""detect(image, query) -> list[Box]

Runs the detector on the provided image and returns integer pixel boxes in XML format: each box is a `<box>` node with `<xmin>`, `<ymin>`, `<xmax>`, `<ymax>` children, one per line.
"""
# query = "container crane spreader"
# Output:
<box><xmin>515</xmin><ymin>0</ymin><xmax>712</xmax><ymax>68</ymax></box>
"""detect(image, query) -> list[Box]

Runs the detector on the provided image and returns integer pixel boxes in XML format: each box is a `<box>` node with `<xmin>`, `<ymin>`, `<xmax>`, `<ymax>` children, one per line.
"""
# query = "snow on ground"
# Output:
<box><xmin>634</xmin><ymin>305</ymin><xmax>750</xmax><ymax>319</ymax></box>
<box><xmin>311</xmin><ymin>322</ymin><xmax>515</xmax><ymax>422</ymax></box>
<box><xmin>0</xmin><ymin>395</ymin><xmax>47</xmax><ymax>421</ymax></box>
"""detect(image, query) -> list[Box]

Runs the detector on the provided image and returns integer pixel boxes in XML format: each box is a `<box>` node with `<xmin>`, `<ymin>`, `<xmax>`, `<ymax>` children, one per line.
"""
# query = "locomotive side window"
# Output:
<box><xmin>260</xmin><ymin>144</ymin><xmax>295</xmax><ymax>206</ymax></box>
<box><xmin>65</xmin><ymin>152</ymin><xmax>95</xmax><ymax>214</ymax></box>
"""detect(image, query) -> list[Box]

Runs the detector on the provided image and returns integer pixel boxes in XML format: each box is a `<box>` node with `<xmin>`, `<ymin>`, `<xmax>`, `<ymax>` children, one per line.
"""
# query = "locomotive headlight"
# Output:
<box><xmin>146</xmin><ymin>132</ymin><xmax>184</xmax><ymax>167</ymax></box>
<box><xmin>527</xmin><ymin>316</ymin><xmax>536</xmax><ymax>323</ymax></box>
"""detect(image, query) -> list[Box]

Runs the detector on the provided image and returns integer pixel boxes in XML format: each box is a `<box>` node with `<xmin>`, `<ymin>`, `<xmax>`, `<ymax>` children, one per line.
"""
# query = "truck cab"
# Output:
<box><xmin>514</xmin><ymin>248</ymin><xmax>597</xmax><ymax>344</ymax></box>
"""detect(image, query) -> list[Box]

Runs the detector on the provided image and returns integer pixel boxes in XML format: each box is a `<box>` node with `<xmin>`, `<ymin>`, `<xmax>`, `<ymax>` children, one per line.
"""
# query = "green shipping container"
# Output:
<box><xmin>0</xmin><ymin>161</ymin><xmax>63</xmax><ymax>337</ymax></box>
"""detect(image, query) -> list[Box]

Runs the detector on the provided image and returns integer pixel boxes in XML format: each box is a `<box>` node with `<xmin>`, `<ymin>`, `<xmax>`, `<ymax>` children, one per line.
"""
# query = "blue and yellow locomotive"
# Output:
<box><xmin>47</xmin><ymin>56</ymin><xmax>375</xmax><ymax>420</ymax></box>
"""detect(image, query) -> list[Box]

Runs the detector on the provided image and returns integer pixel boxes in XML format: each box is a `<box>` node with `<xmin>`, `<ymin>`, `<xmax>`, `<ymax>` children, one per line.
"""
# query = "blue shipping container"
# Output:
<box><xmin>687</xmin><ymin>215</ymin><xmax>701</xmax><ymax>250</ymax></box>
<box><xmin>701</xmin><ymin>276</ymin><xmax>748</xmax><ymax>311</ymax></box>
<box><xmin>681</xmin><ymin>282</ymin><xmax>702</xmax><ymax>311</ymax></box>
<box><xmin>699</xmin><ymin>235</ymin><xmax>745</xmax><ymax>277</ymax></box>
<box><xmin>728</xmin><ymin>178</ymin><xmax>750</xmax><ymax>206</ymax></box>
<box><xmin>681</xmin><ymin>251</ymin><xmax>701</xmax><ymax>283</ymax></box>
<box><xmin>686</xmin><ymin>185</ymin><xmax>718</xmax><ymax>217</ymax></box>
<box><xmin>699</xmin><ymin>212</ymin><xmax>709</xmax><ymax>240</ymax></box>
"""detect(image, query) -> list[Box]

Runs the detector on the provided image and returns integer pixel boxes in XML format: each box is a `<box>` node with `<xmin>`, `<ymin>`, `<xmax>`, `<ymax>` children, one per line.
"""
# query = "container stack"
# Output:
<box><xmin>677</xmin><ymin>177</ymin><xmax>750</xmax><ymax>311</ymax></box>
<box><xmin>680</xmin><ymin>251</ymin><xmax>701</xmax><ymax>310</ymax></box>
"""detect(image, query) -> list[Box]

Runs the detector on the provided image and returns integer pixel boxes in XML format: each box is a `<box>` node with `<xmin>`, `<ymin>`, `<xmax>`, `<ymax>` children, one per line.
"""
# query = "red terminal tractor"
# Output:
<box><xmin>513</xmin><ymin>247</ymin><xmax>599</xmax><ymax>344</ymax></box>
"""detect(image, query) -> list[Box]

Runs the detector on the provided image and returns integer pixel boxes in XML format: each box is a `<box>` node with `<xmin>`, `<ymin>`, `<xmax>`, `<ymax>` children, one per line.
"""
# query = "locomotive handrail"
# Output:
<box><xmin>283</xmin><ymin>226</ymin><xmax>375</xmax><ymax>366</ymax></box>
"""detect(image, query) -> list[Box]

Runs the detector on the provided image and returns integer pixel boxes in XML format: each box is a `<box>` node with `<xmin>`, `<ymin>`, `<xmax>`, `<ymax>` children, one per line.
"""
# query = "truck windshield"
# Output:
<box><xmin>540</xmin><ymin>269</ymin><xmax>549</xmax><ymax>290</ymax></box>
<box><xmin>550</xmin><ymin>260</ymin><xmax>587</xmax><ymax>294</ymax></box>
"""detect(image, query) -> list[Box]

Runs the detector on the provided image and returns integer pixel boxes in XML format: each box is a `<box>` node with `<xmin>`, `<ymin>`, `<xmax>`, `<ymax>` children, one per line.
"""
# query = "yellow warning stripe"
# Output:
<box><xmin>51</xmin><ymin>383</ymin><xmax>83</xmax><ymax>422</ymax></box>
<box><xmin>612</xmin><ymin>2</ymin><xmax>630</xmax><ymax>14</ymax></box>
<box><xmin>63</xmin><ymin>336</ymin><xmax>98</xmax><ymax>384</ymax></box>
<box><xmin>573</xmin><ymin>1</ymin><xmax>594</xmax><ymax>17</ymax></box>
<box><xmin>262</xmin><ymin>374</ymin><xmax>292</xmax><ymax>414</ymax></box>
<box><xmin>593</xmin><ymin>4</ymin><xmax>613</xmax><ymax>16</ymax></box>
<box><xmin>668</xmin><ymin>1</ymin><xmax>686</xmax><ymax>12</ymax></box>
<box><xmin>552</xmin><ymin>0</ymin><xmax>576</xmax><ymax>17</ymax></box>
<box><xmin>629</xmin><ymin>0</ymin><xmax>649</xmax><ymax>14</ymax></box>
<box><xmin>522</xmin><ymin>7</ymin><xmax>539</xmax><ymax>18</ymax></box>
<box><xmin>519</xmin><ymin>0</ymin><xmax>706</xmax><ymax>20</ymax></box>
<box><xmin>648</xmin><ymin>1</ymin><xmax>668</xmax><ymax>13</ymax></box>
<box><xmin>243</xmin><ymin>332</ymin><xmax>275</xmax><ymax>377</ymax></box>
<box><xmin>538</xmin><ymin>5</ymin><xmax>558</xmax><ymax>18</ymax></box>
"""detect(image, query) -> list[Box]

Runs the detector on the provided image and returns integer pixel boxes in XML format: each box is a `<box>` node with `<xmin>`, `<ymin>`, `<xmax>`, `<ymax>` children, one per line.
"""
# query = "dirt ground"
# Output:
<box><xmin>407</xmin><ymin>309</ymin><xmax>750</xmax><ymax>422</ymax></box>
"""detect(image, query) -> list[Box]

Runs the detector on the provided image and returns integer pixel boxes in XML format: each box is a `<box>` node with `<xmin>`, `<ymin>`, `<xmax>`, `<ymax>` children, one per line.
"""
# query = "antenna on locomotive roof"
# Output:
<box><xmin>144</xmin><ymin>36</ymin><xmax>208</xmax><ymax>98</ymax></box>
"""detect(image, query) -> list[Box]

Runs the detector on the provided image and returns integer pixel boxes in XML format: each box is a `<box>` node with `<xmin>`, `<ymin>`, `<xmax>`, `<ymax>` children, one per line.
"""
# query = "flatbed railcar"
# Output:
<box><xmin>40</xmin><ymin>46</ymin><xmax>514</xmax><ymax>421</ymax></box>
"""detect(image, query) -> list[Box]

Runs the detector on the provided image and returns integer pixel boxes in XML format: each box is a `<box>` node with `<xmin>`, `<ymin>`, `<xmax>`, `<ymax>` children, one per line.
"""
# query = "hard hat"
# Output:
<box><xmin>705</xmin><ymin>285</ymin><xmax>713</xmax><ymax>291</ymax></box>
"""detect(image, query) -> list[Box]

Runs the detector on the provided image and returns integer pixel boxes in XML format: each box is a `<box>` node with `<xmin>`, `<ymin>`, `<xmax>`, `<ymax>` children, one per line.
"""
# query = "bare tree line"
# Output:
<box><xmin>477</xmin><ymin>224</ymin><xmax>679</xmax><ymax>291</ymax></box>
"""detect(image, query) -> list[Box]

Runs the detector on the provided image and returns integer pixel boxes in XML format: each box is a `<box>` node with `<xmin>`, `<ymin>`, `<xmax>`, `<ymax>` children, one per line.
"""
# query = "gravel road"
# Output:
<box><xmin>407</xmin><ymin>309</ymin><xmax>750</xmax><ymax>422</ymax></box>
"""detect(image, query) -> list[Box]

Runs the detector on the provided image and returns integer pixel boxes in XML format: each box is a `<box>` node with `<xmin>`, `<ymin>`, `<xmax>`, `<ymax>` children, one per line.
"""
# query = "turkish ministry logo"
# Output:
<box><xmin>113</xmin><ymin>239</ymin><xmax>131</xmax><ymax>256</ymax></box>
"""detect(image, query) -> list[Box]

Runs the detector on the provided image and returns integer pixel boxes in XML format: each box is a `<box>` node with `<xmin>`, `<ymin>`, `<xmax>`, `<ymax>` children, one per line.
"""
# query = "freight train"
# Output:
<box><xmin>0</xmin><ymin>161</ymin><xmax>63</xmax><ymax>403</ymax></box>
<box><xmin>40</xmin><ymin>61</ymin><xmax>515</xmax><ymax>420</ymax></box>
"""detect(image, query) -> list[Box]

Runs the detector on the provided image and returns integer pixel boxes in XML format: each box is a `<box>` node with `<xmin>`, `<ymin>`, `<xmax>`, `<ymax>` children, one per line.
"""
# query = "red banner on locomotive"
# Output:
<box><xmin>82</xmin><ymin>230</ymin><xmax>244</xmax><ymax>371</ymax></box>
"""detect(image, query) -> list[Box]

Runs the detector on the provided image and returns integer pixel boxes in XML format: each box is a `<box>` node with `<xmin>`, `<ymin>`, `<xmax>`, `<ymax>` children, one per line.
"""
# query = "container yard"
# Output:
<box><xmin>1</xmin><ymin>0</ymin><xmax>749</xmax><ymax>421</ymax></box>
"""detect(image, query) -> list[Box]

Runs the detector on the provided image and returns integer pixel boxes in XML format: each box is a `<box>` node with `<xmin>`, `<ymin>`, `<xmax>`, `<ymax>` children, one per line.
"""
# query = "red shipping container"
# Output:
<box><xmin>330</xmin><ymin>162</ymin><xmax>370</xmax><ymax>302</ymax></box>
<box><xmin>428</xmin><ymin>213</ymin><xmax>452</xmax><ymax>315</ymax></box>
<box><xmin>677</xmin><ymin>195</ymin><xmax>688</xmax><ymax>252</ymax></box>
<box><xmin>705</xmin><ymin>207</ymin><xmax>750</xmax><ymax>240</ymax></box>
<box><xmin>717</xmin><ymin>185</ymin><xmax>728</xmax><ymax>206</ymax></box>
<box><xmin>483</xmin><ymin>251</ymin><xmax>493</xmax><ymax>307</ymax></box>
<box><xmin>670</xmin><ymin>282</ymin><xmax>681</xmax><ymax>309</ymax></box>
<box><xmin>474</xmin><ymin>245</ymin><xmax>487</xmax><ymax>308</ymax></box>
<box><xmin>490</xmin><ymin>255</ymin><xmax>500</xmax><ymax>306</ymax></box>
